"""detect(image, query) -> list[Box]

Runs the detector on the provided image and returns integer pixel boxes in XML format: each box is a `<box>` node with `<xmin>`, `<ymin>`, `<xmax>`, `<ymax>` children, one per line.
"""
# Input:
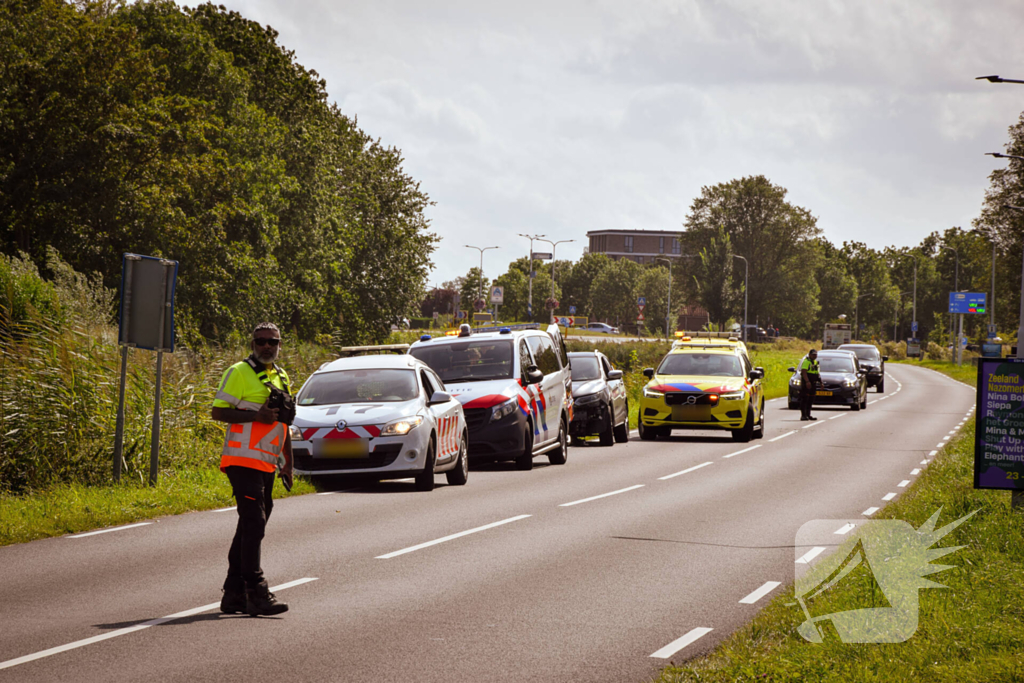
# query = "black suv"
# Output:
<box><xmin>837</xmin><ymin>344</ymin><xmax>887</xmax><ymax>392</ymax></box>
<box><xmin>567</xmin><ymin>351</ymin><xmax>629</xmax><ymax>446</ymax></box>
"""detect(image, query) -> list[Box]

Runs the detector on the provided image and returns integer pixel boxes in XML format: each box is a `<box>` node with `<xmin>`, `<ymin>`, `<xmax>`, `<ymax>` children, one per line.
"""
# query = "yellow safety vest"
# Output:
<box><xmin>214</xmin><ymin>358</ymin><xmax>291</xmax><ymax>473</ymax></box>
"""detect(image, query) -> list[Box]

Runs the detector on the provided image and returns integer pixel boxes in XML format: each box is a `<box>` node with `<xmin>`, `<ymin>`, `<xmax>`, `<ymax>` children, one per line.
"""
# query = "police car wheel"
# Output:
<box><xmin>599</xmin><ymin>407</ymin><xmax>615</xmax><ymax>447</ymax></box>
<box><xmin>613</xmin><ymin>404</ymin><xmax>629</xmax><ymax>443</ymax></box>
<box><xmin>754</xmin><ymin>405</ymin><xmax>765</xmax><ymax>439</ymax></box>
<box><xmin>446</xmin><ymin>434</ymin><xmax>469</xmax><ymax>486</ymax></box>
<box><xmin>548</xmin><ymin>418</ymin><xmax>568</xmax><ymax>465</ymax></box>
<box><xmin>415</xmin><ymin>442</ymin><xmax>437</xmax><ymax>491</ymax></box>
<box><xmin>516</xmin><ymin>423</ymin><xmax>535</xmax><ymax>471</ymax></box>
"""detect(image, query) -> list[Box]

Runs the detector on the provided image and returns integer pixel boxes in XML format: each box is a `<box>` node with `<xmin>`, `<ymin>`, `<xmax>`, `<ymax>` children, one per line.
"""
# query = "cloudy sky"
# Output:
<box><xmin>189</xmin><ymin>0</ymin><xmax>1024</xmax><ymax>284</ymax></box>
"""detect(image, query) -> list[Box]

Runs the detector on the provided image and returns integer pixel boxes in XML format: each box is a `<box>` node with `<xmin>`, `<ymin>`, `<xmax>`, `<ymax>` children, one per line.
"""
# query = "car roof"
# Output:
<box><xmin>818</xmin><ymin>350</ymin><xmax>857</xmax><ymax>357</ymax></box>
<box><xmin>568</xmin><ymin>351</ymin><xmax>601</xmax><ymax>358</ymax></box>
<box><xmin>838</xmin><ymin>344</ymin><xmax>878</xmax><ymax>350</ymax></box>
<box><xmin>667</xmin><ymin>345</ymin><xmax>737</xmax><ymax>356</ymax></box>
<box><xmin>316</xmin><ymin>354</ymin><xmax>427</xmax><ymax>374</ymax></box>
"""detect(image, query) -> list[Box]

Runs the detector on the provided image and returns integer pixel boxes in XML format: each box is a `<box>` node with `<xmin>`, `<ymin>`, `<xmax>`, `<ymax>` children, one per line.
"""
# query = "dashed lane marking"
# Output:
<box><xmin>862</xmin><ymin>507</ymin><xmax>880</xmax><ymax>516</ymax></box>
<box><xmin>723</xmin><ymin>445</ymin><xmax>761</xmax><ymax>459</ymax></box>
<box><xmin>802</xmin><ymin>420</ymin><xmax>823</xmax><ymax>429</ymax></box>
<box><xmin>69</xmin><ymin>523</ymin><xmax>152</xmax><ymax>538</ymax></box>
<box><xmin>882</xmin><ymin>492</ymin><xmax>897</xmax><ymax>501</ymax></box>
<box><xmin>834</xmin><ymin>523</ymin><xmax>856</xmax><ymax>535</ymax></box>
<box><xmin>829</xmin><ymin>414</ymin><xmax>846</xmax><ymax>420</ymax></box>
<box><xmin>929</xmin><ymin>450</ymin><xmax>938</xmax><ymax>456</ymax></box>
<box><xmin>560</xmin><ymin>485</ymin><xmax>645</xmax><ymax>507</ymax></box>
<box><xmin>650</xmin><ymin>627</ymin><xmax>714</xmax><ymax>659</ymax></box>
<box><xmin>769</xmin><ymin>431</ymin><xmax>796</xmax><ymax>442</ymax></box>
<box><xmin>376</xmin><ymin>515</ymin><xmax>532</xmax><ymax>559</ymax></box>
<box><xmin>796</xmin><ymin>547</ymin><xmax>827</xmax><ymax>564</ymax></box>
<box><xmin>659</xmin><ymin>462</ymin><xmax>713</xmax><ymax>480</ymax></box>
<box><xmin>897</xmin><ymin>480</ymin><xmax>911</xmax><ymax>488</ymax></box>
<box><xmin>0</xmin><ymin>577</ymin><xmax>319</xmax><ymax>671</ymax></box>
<box><xmin>739</xmin><ymin>581</ymin><xmax>782</xmax><ymax>605</ymax></box>
<box><xmin>911</xmin><ymin>468</ymin><xmax>921</xmax><ymax>475</ymax></box>
<box><xmin>213</xmin><ymin>507</ymin><xmax>236</xmax><ymax>512</ymax></box>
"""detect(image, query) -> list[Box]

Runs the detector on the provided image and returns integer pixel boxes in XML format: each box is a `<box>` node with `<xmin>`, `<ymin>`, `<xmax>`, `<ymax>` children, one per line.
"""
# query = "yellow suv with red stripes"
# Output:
<box><xmin>638</xmin><ymin>345</ymin><xmax>765</xmax><ymax>442</ymax></box>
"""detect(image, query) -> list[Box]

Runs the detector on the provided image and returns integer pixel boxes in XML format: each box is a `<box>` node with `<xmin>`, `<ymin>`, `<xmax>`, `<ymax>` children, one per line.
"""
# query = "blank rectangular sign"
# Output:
<box><xmin>118</xmin><ymin>254</ymin><xmax>178</xmax><ymax>352</ymax></box>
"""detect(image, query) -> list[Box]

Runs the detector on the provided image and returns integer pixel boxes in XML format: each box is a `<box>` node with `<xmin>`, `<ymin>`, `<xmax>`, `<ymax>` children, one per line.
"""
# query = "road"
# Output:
<box><xmin>0</xmin><ymin>364</ymin><xmax>974</xmax><ymax>682</ymax></box>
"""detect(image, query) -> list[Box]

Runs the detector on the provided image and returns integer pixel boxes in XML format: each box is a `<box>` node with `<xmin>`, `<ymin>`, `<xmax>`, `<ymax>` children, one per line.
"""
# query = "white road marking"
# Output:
<box><xmin>739</xmin><ymin>581</ymin><xmax>782</xmax><ymax>604</ymax></box>
<box><xmin>722</xmin><ymin>445</ymin><xmax>761</xmax><ymax>459</ymax></box>
<box><xmin>829</xmin><ymin>414</ymin><xmax>845</xmax><ymax>420</ymax></box>
<box><xmin>376</xmin><ymin>515</ymin><xmax>532</xmax><ymax>559</ymax></box>
<box><xmin>650</xmin><ymin>627</ymin><xmax>714</xmax><ymax>659</ymax></box>
<box><xmin>911</xmin><ymin>468</ymin><xmax>921</xmax><ymax>475</ymax></box>
<box><xmin>879</xmin><ymin>396</ymin><xmax>889</xmax><ymax>401</ymax></box>
<box><xmin>770</xmin><ymin>431</ymin><xmax>796</xmax><ymax>442</ymax></box>
<box><xmin>929</xmin><ymin>450</ymin><xmax>938</xmax><ymax>456</ymax></box>
<box><xmin>868</xmin><ymin>400</ymin><xmax>878</xmax><ymax>405</ymax></box>
<box><xmin>317</xmin><ymin>491</ymin><xmax>338</xmax><ymax>496</ymax></box>
<box><xmin>213</xmin><ymin>506</ymin><xmax>236</xmax><ymax>512</ymax></box>
<box><xmin>921</xmin><ymin>460</ymin><xmax>929</xmax><ymax>465</ymax></box>
<box><xmin>862</xmin><ymin>507</ymin><xmax>880</xmax><ymax>516</ymax></box>
<box><xmin>942</xmin><ymin>436</ymin><xmax>950</xmax><ymax>442</ymax></box>
<box><xmin>802</xmin><ymin>420</ymin><xmax>823</xmax><ymax>429</ymax></box>
<box><xmin>936</xmin><ymin>443</ymin><xmax>946</xmax><ymax>448</ymax></box>
<box><xmin>560</xmin><ymin>485</ymin><xmax>645</xmax><ymax>507</ymax></box>
<box><xmin>882</xmin><ymin>492</ymin><xmax>897</xmax><ymax>501</ymax></box>
<box><xmin>834</xmin><ymin>523</ymin><xmax>856</xmax><ymax>535</ymax></box>
<box><xmin>897</xmin><ymin>480</ymin><xmax>911</xmax><ymax>488</ymax></box>
<box><xmin>0</xmin><ymin>577</ymin><xmax>318</xmax><ymax>671</ymax></box>
<box><xmin>659</xmin><ymin>462</ymin><xmax>713</xmax><ymax>480</ymax></box>
<box><xmin>948</xmin><ymin>430</ymin><xmax>956</xmax><ymax>435</ymax></box>
<box><xmin>796</xmin><ymin>547</ymin><xmax>827</xmax><ymax>564</ymax></box>
<box><xmin>69</xmin><ymin>523</ymin><xmax>152</xmax><ymax>538</ymax></box>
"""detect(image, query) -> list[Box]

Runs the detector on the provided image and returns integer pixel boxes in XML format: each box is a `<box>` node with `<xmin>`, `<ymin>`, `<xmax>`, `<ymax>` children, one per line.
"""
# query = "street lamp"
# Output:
<box><xmin>518</xmin><ymin>233</ymin><xmax>546</xmax><ymax>321</ymax></box>
<box><xmin>464</xmin><ymin>245</ymin><xmax>499</xmax><ymax>311</ymax></box>
<box><xmin>986</xmin><ymin>152</ymin><xmax>1024</xmax><ymax>162</ymax></box>
<box><xmin>731</xmin><ymin>255</ymin><xmax>749</xmax><ymax>342</ymax></box>
<box><xmin>977</xmin><ymin>75</ymin><xmax>1024</xmax><ymax>84</ymax></box>
<box><xmin>535</xmin><ymin>238</ymin><xmax>575</xmax><ymax>311</ymax></box>
<box><xmin>940</xmin><ymin>243</ymin><xmax>959</xmax><ymax>352</ymax></box>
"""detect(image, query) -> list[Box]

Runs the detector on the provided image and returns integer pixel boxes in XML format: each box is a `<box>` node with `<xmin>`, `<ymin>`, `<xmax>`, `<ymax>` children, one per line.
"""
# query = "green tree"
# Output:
<box><xmin>559</xmin><ymin>252</ymin><xmax>611</xmax><ymax>318</ymax></box>
<box><xmin>689</xmin><ymin>225</ymin><xmax>736</xmax><ymax>330</ymax></box>
<box><xmin>591</xmin><ymin>258</ymin><xmax>642</xmax><ymax>325</ymax></box>
<box><xmin>813</xmin><ymin>239</ymin><xmax>858</xmax><ymax>333</ymax></box>
<box><xmin>637</xmin><ymin>265</ymin><xmax>670</xmax><ymax>335</ymax></box>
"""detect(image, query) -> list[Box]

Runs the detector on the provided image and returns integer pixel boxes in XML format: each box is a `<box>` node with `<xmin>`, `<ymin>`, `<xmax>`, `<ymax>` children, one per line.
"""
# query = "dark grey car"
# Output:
<box><xmin>837</xmin><ymin>343</ymin><xmax>888</xmax><ymax>392</ymax></box>
<box><xmin>787</xmin><ymin>350</ymin><xmax>868</xmax><ymax>411</ymax></box>
<box><xmin>567</xmin><ymin>351</ymin><xmax>629</xmax><ymax>446</ymax></box>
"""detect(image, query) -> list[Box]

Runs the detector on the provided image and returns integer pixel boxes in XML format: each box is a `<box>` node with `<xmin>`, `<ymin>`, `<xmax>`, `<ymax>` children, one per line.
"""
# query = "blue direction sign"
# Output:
<box><xmin>949</xmin><ymin>292</ymin><xmax>987</xmax><ymax>314</ymax></box>
<box><xmin>569</xmin><ymin>305</ymin><xmax>577</xmax><ymax>315</ymax></box>
<box><xmin>911</xmin><ymin>321</ymin><xmax>918</xmax><ymax>333</ymax></box>
<box><xmin>638</xmin><ymin>296</ymin><xmax>647</xmax><ymax>306</ymax></box>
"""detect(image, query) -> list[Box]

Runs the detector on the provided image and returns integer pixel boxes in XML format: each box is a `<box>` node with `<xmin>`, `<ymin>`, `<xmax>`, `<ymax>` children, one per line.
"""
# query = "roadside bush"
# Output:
<box><xmin>879</xmin><ymin>340</ymin><xmax>908</xmax><ymax>360</ymax></box>
<box><xmin>925</xmin><ymin>341</ymin><xmax>952</xmax><ymax>361</ymax></box>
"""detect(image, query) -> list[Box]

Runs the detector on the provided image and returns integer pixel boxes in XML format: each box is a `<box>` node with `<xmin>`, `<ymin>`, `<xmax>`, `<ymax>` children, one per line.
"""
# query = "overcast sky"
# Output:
<box><xmin>188</xmin><ymin>0</ymin><xmax>1024</xmax><ymax>285</ymax></box>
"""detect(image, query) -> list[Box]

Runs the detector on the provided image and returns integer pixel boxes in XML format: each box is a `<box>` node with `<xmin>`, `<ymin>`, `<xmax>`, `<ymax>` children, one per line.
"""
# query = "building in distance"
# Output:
<box><xmin>586</xmin><ymin>229</ymin><xmax>683</xmax><ymax>265</ymax></box>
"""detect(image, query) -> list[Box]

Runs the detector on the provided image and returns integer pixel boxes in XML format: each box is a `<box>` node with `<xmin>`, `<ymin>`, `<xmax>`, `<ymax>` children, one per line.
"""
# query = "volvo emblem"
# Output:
<box><xmin>686</xmin><ymin>396</ymin><xmax>697</xmax><ymax>405</ymax></box>
<box><xmin>336</xmin><ymin>420</ymin><xmax>348</xmax><ymax>431</ymax></box>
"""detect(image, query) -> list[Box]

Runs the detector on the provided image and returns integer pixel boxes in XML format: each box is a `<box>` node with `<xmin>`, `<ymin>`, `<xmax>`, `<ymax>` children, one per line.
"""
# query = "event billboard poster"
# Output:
<box><xmin>975</xmin><ymin>358</ymin><xmax>1024</xmax><ymax>491</ymax></box>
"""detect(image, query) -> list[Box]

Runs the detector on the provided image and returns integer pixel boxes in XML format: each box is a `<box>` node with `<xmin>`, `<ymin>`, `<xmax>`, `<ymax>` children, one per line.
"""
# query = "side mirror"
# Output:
<box><xmin>882</xmin><ymin>356</ymin><xmax>889</xmax><ymax>362</ymax></box>
<box><xmin>526</xmin><ymin>366</ymin><xmax>544</xmax><ymax>385</ymax></box>
<box><xmin>606</xmin><ymin>369</ymin><xmax>623</xmax><ymax>381</ymax></box>
<box><xmin>429</xmin><ymin>390</ymin><xmax>451</xmax><ymax>405</ymax></box>
<box><xmin>749</xmin><ymin>369</ymin><xmax>763</xmax><ymax>381</ymax></box>
<box><xmin>787</xmin><ymin>367</ymin><xmax>796</xmax><ymax>373</ymax></box>
<box><xmin>643</xmin><ymin>368</ymin><xmax>654</xmax><ymax>379</ymax></box>
<box><xmin>755</xmin><ymin>366</ymin><xmax>765</xmax><ymax>376</ymax></box>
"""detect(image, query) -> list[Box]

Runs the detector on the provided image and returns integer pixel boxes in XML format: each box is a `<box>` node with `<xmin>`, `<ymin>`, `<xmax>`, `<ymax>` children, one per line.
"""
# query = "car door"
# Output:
<box><xmin>601</xmin><ymin>354</ymin><xmax>627</xmax><ymax>425</ymax></box>
<box><xmin>527</xmin><ymin>334</ymin><xmax>564</xmax><ymax>445</ymax></box>
<box><xmin>741</xmin><ymin>354</ymin><xmax>762</xmax><ymax>418</ymax></box>
<box><xmin>421</xmin><ymin>369</ymin><xmax>460</xmax><ymax>463</ymax></box>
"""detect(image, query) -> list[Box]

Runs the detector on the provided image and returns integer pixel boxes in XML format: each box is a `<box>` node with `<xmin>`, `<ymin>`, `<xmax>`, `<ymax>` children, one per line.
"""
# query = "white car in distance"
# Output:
<box><xmin>290</xmin><ymin>354</ymin><xmax>468</xmax><ymax>491</ymax></box>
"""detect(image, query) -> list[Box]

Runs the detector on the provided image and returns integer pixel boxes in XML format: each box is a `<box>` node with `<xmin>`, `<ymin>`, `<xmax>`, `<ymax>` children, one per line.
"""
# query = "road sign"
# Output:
<box><xmin>949</xmin><ymin>292</ymin><xmax>987</xmax><ymax>314</ymax></box>
<box><xmin>532</xmin><ymin>252</ymin><xmax>552</xmax><ymax>260</ymax></box>
<box><xmin>555</xmin><ymin>316</ymin><xmax>575</xmax><ymax>326</ymax></box>
<box><xmin>961</xmin><ymin>336</ymin><xmax>969</xmax><ymax>348</ymax></box>
<box><xmin>489</xmin><ymin>285</ymin><xmax>504</xmax><ymax>304</ymax></box>
<box><xmin>527</xmin><ymin>303</ymin><xmax>533</xmax><ymax>317</ymax></box>
<box><xmin>569</xmin><ymin>305</ymin><xmax>577</xmax><ymax>315</ymax></box>
<box><xmin>975</xmin><ymin>358</ymin><xmax>1024</xmax><ymax>491</ymax></box>
<box><xmin>911</xmin><ymin>321</ymin><xmax>918</xmax><ymax>333</ymax></box>
<box><xmin>638</xmin><ymin>296</ymin><xmax>647</xmax><ymax>306</ymax></box>
<box><xmin>456</xmin><ymin>310</ymin><xmax>468</xmax><ymax>320</ymax></box>
<box><xmin>637</xmin><ymin>313</ymin><xmax>645</xmax><ymax>322</ymax></box>
<box><xmin>638</xmin><ymin>304</ymin><xmax>646</xmax><ymax>313</ymax></box>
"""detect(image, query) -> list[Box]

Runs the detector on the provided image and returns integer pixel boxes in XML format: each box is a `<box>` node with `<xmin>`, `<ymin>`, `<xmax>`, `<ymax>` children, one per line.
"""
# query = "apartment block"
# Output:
<box><xmin>586</xmin><ymin>229</ymin><xmax>683</xmax><ymax>265</ymax></box>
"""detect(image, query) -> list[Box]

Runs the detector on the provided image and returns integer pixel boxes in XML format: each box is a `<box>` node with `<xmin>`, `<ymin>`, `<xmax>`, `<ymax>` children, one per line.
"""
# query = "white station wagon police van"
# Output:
<box><xmin>408</xmin><ymin>324</ymin><xmax>572</xmax><ymax>470</ymax></box>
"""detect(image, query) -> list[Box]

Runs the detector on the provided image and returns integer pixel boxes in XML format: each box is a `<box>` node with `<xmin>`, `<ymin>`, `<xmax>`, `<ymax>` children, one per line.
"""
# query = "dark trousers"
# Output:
<box><xmin>225</xmin><ymin>466</ymin><xmax>276</xmax><ymax>589</ymax></box>
<box><xmin>799</xmin><ymin>387</ymin><xmax>814</xmax><ymax>419</ymax></box>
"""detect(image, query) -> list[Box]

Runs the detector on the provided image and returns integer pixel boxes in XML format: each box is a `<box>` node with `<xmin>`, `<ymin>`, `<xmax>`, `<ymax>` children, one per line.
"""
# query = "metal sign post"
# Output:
<box><xmin>113</xmin><ymin>254</ymin><xmax>178</xmax><ymax>485</ymax></box>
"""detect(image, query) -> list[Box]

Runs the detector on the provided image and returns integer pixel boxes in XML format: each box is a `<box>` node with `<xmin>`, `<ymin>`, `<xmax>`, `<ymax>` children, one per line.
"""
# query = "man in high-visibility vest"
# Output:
<box><xmin>799</xmin><ymin>348</ymin><xmax>820</xmax><ymax>421</ymax></box>
<box><xmin>211</xmin><ymin>322</ymin><xmax>294</xmax><ymax>616</ymax></box>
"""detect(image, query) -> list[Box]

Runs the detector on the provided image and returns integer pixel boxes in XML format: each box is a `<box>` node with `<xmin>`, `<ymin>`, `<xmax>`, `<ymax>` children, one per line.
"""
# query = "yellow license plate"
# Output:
<box><xmin>816</xmin><ymin>390</ymin><xmax>833</xmax><ymax>397</ymax></box>
<box><xmin>671</xmin><ymin>405</ymin><xmax>711</xmax><ymax>421</ymax></box>
<box><xmin>314</xmin><ymin>439</ymin><xmax>370</xmax><ymax>459</ymax></box>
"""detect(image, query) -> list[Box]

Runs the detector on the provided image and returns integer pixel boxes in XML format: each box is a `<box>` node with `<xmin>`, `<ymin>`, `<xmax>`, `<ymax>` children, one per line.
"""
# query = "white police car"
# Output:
<box><xmin>408</xmin><ymin>324</ymin><xmax>572</xmax><ymax>470</ymax></box>
<box><xmin>289</xmin><ymin>354</ymin><xmax>468</xmax><ymax>491</ymax></box>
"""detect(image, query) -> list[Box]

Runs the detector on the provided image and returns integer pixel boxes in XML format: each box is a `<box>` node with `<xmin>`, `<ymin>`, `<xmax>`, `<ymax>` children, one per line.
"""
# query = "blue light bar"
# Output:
<box><xmin>419</xmin><ymin>334</ymin><xmax>432</xmax><ymax>341</ymax></box>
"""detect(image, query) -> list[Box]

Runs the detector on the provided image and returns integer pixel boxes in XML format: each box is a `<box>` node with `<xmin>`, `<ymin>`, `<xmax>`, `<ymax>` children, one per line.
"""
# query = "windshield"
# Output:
<box><xmin>849</xmin><ymin>347</ymin><xmax>880</xmax><ymax>361</ymax></box>
<box><xmin>569</xmin><ymin>356</ymin><xmax>602</xmax><ymax>381</ymax></box>
<box><xmin>409</xmin><ymin>340</ymin><xmax>514</xmax><ymax>383</ymax></box>
<box><xmin>658</xmin><ymin>353</ymin><xmax>744</xmax><ymax>377</ymax></box>
<box><xmin>297</xmin><ymin>369</ymin><xmax>418</xmax><ymax>405</ymax></box>
<box><xmin>819</xmin><ymin>358</ymin><xmax>856</xmax><ymax>373</ymax></box>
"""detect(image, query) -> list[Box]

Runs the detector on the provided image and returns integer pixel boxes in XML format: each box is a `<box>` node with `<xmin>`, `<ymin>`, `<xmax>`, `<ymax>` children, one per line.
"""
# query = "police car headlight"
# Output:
<box><xmin>574</xmin><ymin>392</ymin><xmax>604</xmax><ymax>406</ymax></box>
<box><xmin>643</xmin><ymin>386</ymin><xmax>664</xmax><ymax>398</ymax></box>
<box><xmin>843</xmin><ymin>378</ymin><xmax>857</xmax><ymax>387</ymax></box>
<box><xmin>381</xmin><ymin>416</ymin><xmax>424</xmax><ymax>436</ymax></box>
<box><xmin>790</xmin><ymin>377</ymin><xmax>801</xmax><ymax>386</ymax></box>
<box><xmin>490</xmin><ymin>398</ymin><xmax>518</xmax><ymax>422</ymax></box>
<box><xmin>289</xmin><ymin>425</ymin><xmax>304</xmax><ymax>441</ymax></box>
<box><xmin>719</xmin><ymin>391</ymin><xmax>745</xmax><ymax>401</ymax></box>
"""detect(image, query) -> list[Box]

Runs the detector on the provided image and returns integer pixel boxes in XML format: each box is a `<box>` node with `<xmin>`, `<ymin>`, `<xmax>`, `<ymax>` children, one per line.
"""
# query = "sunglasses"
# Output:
<box><xmin>254</xmin><ymin>338</ymin><xmax>280</xmax><ymax>347</ymax></box>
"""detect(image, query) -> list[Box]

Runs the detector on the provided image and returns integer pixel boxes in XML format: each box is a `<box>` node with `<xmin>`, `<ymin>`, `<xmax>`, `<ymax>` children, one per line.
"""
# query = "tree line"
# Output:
<box><xmin>0</xmin><ymin>0</ymin><xmax>436</xmax><ymax>345</ymax></box>
<box><xmin>434</xmin><ymin>158</ymin><xmax>1024</xmax><ymax>344</ymax></box>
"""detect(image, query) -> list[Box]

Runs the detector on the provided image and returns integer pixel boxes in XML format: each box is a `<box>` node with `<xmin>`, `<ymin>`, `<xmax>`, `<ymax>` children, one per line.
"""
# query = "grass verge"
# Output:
<box><xmin>0</xmin><ymin>466</ymin><xmax>316</xmax><ymax>546</ymax></box>
<box><xmin>654</xmin><ymin>364</ymin><xmax>1024</xmax><ymax>682</ymax></box>
<box><xmin>893</xmin><ymin>358</ymin><xmax>978</xmax><ymax>386</ymax></box>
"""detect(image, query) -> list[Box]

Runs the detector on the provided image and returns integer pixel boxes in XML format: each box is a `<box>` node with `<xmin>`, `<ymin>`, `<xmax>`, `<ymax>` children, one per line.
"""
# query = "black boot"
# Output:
<box><xmin>246</xmin><ymin>581</ymin><xmax>289</xmax><ymax>617</ymax></box>
<box><xmin>221</xmin><ymin>577</ymin><xmax>247</xmax><ymax>614</ymax></box>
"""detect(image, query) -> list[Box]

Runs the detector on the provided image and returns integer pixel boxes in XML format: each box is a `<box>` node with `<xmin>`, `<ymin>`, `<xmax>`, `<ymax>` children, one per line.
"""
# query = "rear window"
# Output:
<box><xmin>840</xmin><ymin>345</ymin><xmax>880</xmax><ymax>361</ymax></box>
<box><xmin>819</xmin><ymin>358</ymin><xmax>856</xmax><ymax>373</ymax></box>
<box><xmin>409</xmin><ymin>340</ymin><xmax>514</xmax><ymax>383</ymax></box>
<box><xmin>297</xmin><ymin>369</ymin><xmax>418</xmax><ymax>405</ymax></box>
<box><xmin>569</xmin><ymin>356</ymin><xmax>601</xmax><ymax>381</ymax></box>
<box><xmin>658</xmin><ymin>353</ymin><xmax>743</xmax><ymax>377</ymax></box>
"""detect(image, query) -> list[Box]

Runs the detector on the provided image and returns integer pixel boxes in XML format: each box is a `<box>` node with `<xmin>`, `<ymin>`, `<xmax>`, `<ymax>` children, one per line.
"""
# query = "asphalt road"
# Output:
<box><xmin>0</xmin><ymin>364</ymin><xmax>975</xmax><ymax>682</ymax></box>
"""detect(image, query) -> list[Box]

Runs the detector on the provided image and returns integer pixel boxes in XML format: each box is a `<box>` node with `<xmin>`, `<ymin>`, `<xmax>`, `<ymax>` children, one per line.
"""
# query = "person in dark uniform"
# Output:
<box><xmin>799</xmin><ymin>349</ymin><xmax>820</xmax><ymax>421</ymax></box>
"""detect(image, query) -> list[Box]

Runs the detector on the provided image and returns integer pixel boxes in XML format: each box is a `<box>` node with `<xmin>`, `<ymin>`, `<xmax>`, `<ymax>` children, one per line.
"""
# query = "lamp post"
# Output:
<box><xmin>464</xmin><ymin>245</ymin><xmax>499</xmax><ymax>312</ymax></box>
<box><xmin>940</xmin><ymin>244</ymin><xmax>959</xmax><ymax>353</ymax></box>
<box><xmin>518</xmin><ymin>233</ymin><xmax>546</xmax><ymax>321</ymax></box>
<box><xmin>536</xmin><ymin>238</ymin><xmax>575</xmax><ymax>310</ymax></box>
<box><xmin>731</xmin><ymin>254</ymin><xmax>749</xmax><ymax>342</ymax></box>
<box><xmin>893</xmin><ymin>290</ymin><xmax>913</xmax><ymax>342</ymax></box>
<box><xmin>654</xmin><ymin>257</ymin><xmax>674</xmax><ymax>338</ymax></box>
